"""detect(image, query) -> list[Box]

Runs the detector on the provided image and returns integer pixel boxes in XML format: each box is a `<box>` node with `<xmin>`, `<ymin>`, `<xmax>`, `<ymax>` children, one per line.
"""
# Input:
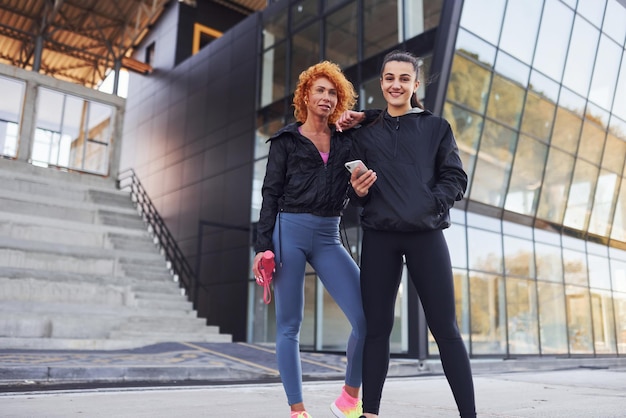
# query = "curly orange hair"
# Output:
<box><xmin>292</xmin><ymin>61</ymin><xmax>357</xmax><ymax>124</ymax></box>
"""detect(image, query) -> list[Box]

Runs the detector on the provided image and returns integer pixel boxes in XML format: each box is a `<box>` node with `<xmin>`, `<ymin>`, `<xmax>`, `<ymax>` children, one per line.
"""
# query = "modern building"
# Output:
<box><xmin>2</xmin><ymin>0</ymin><xmax>625</xmax><ymax>360</ymax></box>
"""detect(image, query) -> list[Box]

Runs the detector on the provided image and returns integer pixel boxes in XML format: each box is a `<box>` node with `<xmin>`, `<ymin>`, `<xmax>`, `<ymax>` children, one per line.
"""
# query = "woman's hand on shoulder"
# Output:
<box><xmin>335</xmin><ymin>110</ymin><xmax>366</xmax><ymax>132</ymax></box>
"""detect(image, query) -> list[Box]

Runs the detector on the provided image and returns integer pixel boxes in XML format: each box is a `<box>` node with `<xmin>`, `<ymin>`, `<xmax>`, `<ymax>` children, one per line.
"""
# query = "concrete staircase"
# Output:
<box><xmin>0</xmin><ymin>160</ymin><xmax>231</xmax><ymax>350</ymax></box>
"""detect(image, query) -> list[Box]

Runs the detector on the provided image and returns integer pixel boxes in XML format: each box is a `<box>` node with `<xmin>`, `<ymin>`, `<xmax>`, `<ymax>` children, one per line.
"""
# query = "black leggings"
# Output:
<box><xmin>360</xmin><ymin>229</ymin><xmax>476</xmax><ymax>417</ymax></box>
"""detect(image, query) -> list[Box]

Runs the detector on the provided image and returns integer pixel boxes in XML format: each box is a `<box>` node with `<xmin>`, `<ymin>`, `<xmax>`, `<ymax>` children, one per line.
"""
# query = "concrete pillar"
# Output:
<box><xmin>16</xmin><ymin>80</ymin><xmax>38</xmax><ymax>163</ymax></box>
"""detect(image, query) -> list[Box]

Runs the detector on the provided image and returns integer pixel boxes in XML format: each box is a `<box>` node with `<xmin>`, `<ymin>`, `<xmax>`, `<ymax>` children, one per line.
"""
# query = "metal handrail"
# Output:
<box><xmin>117</xmin><ymin>168</ymin><xmax>195</xmax><ymax>298</ymax></box>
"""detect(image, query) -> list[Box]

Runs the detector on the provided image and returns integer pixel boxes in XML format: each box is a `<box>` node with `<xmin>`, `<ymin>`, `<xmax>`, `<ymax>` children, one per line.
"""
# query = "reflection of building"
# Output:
<box><xmin>116</xmin><ymin>0</ymin><xmax>625</xmax><ymax>359</ymax></box>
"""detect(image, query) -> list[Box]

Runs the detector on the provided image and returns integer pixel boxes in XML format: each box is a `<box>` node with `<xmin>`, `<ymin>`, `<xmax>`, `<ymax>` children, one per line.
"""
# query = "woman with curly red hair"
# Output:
<box><xmin>253</xmin><ymin>61</ymin><xmax>369</xmax><ymax>418</ymax></box>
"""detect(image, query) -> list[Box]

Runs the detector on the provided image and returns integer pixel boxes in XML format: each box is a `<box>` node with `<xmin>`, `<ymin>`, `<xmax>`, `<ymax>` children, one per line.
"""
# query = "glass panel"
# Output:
<box><xmin>588</xmin><ymin>35</ymin><xmax>621</xmax><ymax>111</ymax></box>
<box><xmin>467</xmin><ymin>211</ymin><xmax>501</xmax><ymax>232</ymax></box>
<box><xmin>363</xmin><ymin>0</ymin><xmax>399</xmax><ymax>60</ymax></box>
<box><xmin>588</xmin><ymin>170</ymin><xmax>619</xmax><ymax>237</ymax></box>
<box><xmin>577</xmin><ymin>0</ymin><xmax>606</xmax><ymax>28</ymax></box>
<box><xmin>551</xmin><ymin>107</ymin><xmax>582</xmax><ymax>152</ymax></box>
<box><xmin>535</xmin><ymin>226</ymin><xmax>562</xmax><ymax>245</ymax></box>
<box><xmin>613</xmin><ymin>50</ymin><xmax>626</xmax><ymax>122</ymax></box>
<box><xmin>470</xmin><ymin>272</ymin><xmax>506</xmax><ymax>355</ymax></box>
<box><xmin>612</xmin><ymin>259</ymin><xmax>626</xmax><ymax>292</ymax></box>
<box><xmin>562</xmin><ymin>16</ymin><xmax>600</xmax><ymax>98</ymax></box>
<box><xmin>470</xmin><ymin>121</ymin><xmax>517</xmax><ymax>207</ymax></box>
<box><xmin>535</xmin><ymin>242</ymin><xmax>563</xmax><ymax>283</ymax></box>
<box><xmin>486</xmin><ymin>74</ymin><xmax>525</xmax><ymax>129</ymax></box>
<box><xmin>0</xmin><ymin>75</ymin><xmax>25</xmax><ymax>158</ymax></box>
<box><xmin>506</xmin><ymin>278</ymin><xmax>539</xmax><ymax>354</ymax></box>
<box><xmin>360</xmin><ymin>76</ymin><xmax>387</xmax><ymax>110</ymax></box>
<box><xmin>537</xmin><ymin>281</ymin><xmax>568</xmax><ymax>354</ymax></box>
<box><xmin>502</xmin><ymin>220</ymin><xmax>533</xmax><ymax>239</ymax></box>
<box><xmin>260</xmin><ymin>43</ymin><xmax>287</xmax><ymax>107</ymax></box>
<box><xmin>459</xmin><ymin>0</ymin><xmax>506</xmax><ymax>46</ymax></box>
<box><xmin>603</xmin><ymin>0</ymin><xmax>626</xmax><ymax>44</ymax></box>
<box><xmin>563</xmin><ymin>248</ymin><xmax>588</xmax><ymax>286</ymax></box>
<box><xmin>499</xmin><ymin>0</ymin><xmax>542</xmax><ymax>64</ymax></box>
<box><xmin>578</xmin><ymin>118</ymin><xmax>607</xmax><ymax>166</ymax></box>
<box><xmin>251</xmin><ymin>159</ymin><xmax>266</xmax><ymax>222</ymax></box>
<box><xmin>563</xmin><ymin>159</ymin><xmax>599</xmax><ymax>231</ymax></box>
<box><xmin>614</xmin><ymin>293</ymin><xmax>626</xmax><ymax>354</ymax></box>
<box><xmin>83</xmin><ymin>101</ymin><xmax>113</xmax><ymax>174</ymax></box>
<box><xmin>291</xmin><ymin>0</ymin><xmax>319</xmax><ymax>30</ymax></box>
<box><xmin>533</xmin><ymin>0</ymin><xmax>574</xmax><ymax>82</ymax></box>
<box><xmin>325</xmin><ymin>2</ymin><xmax>358</xmax><ymax>68</ymax></box>
<box><xmin>503</xmin><ymin>235</ymin><xmax>535</xmax><ymax>278</ymax></box>
<box><xmin>443</xmin><ymin>223</ymin><xmax>467</xmax><ymax>269</ymax></box>
<box><xmin>536</xmin><ymin>148</ymin><xmax>575</xmax><ymax>224</ymax></box>
<box><xmin>262</xmin><ymin>6</ymin><xmax>288</xmax><ymax>49</ymax></box>
<box><xmin>324</xmin><ymin>0</ymin><xmax>347</xmax><ymax>10</ymax></box>
<box><xmin>467</xmin><ymin>227</ymin><xmax>503</xmax><ymax>273</ymax></box>
<box><xmin>290</xmin><ymin>22</ymin><xmax>321</xmax><ymax>93</ymax></box>
<box><xmin>520</xmin><ymin>88</ymin><xmax>556</xmax><ymax>142</ymax></box>
<box><xmin>494</xmin><ymin>52</ymin><xmax>530</xmax><ymax>88</ymax></box>
<box><xmin>602</xmin><ymin>131</ymin><xmax>626</xmax><ymax>174</ymax></box>
<box><xmin>405</xmin><ymin>0</ymin><xmax>442</xmax><ymax>38</ymax></box>
<box><xmin>504</xmin><ymin>135</ymin><xmax>547</xmax><ymax>216</ymax></box>
<box><xmin>455</xmin><ymin>28</ymin><xmax>496</xmax><ymax>69</ymax></box>
<box><xmin>443</xmin><ymin>103</ymin><xmax>482</xmax><ymax>193</ymax></box>
<box><xmin>447</xmin><ymin>54</ymin><xmax>491</xmax><ymax>114</ymax></box>
<box><xmin>566</xmin><ymin>285</ymin><xmax>594</xmax><ymax>354</ymax></box>
<box><xmin>249</xmin><ymin>280</ymin><xmax>276</xmax><ymax>342</ymax></box>
<box><xmin>390</xmin><ymin>267</ymin><xmax>408</xmax><ymax>353</ymax></box>
<box><xmin>611</xmin><ymin>179</ymin><xmax>626</xmax><ymax>243</ymax></box>
<box><xmin>588</xmin><ymin>253</ymin><xmax>612</xmax><ymax>290</ymax></box>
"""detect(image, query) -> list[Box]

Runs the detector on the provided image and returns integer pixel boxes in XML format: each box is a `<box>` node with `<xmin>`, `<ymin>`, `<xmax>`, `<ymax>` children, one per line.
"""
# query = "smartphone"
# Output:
<box><xmin>344</xmin><ymin>159</ymin><xmax>368</xmax><ymax>177</ymax></box>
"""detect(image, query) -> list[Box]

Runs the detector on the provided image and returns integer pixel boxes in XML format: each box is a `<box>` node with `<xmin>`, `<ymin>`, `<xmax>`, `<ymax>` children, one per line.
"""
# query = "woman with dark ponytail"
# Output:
<box><xmin>336</xmin><ymin>50</ymin><xmax>476</xmax><ymax>418</ymax></box>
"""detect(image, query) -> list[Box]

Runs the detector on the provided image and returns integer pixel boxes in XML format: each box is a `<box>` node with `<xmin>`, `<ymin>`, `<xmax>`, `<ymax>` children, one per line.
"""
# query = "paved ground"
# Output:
<box><xmin>1</xmin><ymin>342</ymin><xmax>625</xmax><ymax>417</ymax></box>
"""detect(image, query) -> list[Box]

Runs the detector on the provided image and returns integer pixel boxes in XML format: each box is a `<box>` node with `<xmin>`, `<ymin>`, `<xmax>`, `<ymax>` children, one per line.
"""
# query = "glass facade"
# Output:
<box><xmin>250</xmin><ymin>0</ymin><xmax>626</xmax><ymax>358</ymax></box>
<box><xmin>0</xmin><ymin>75</ymin><xmax>25</xmax><ymax>158</ymax></box>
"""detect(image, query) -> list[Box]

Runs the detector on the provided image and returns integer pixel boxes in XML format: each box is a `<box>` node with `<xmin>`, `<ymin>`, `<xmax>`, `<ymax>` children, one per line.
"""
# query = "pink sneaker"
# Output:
<box><xmin>291</xmin><ymin>411</ymin><xmax>312</xmax><ymax>418</ymax></box>
<box><xmin>330</xmin><ymin>387</ymin><xmax>362</xmax><ymax>418</ymax></box>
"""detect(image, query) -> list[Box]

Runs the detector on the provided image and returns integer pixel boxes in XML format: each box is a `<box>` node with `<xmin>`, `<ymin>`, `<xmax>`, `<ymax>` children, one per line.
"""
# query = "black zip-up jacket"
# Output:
<box><xmin>349</xmin><ymin>108</ymin><xmax>467</xmax><ymax>232</ymax></box>
<box><xmin>254</xmin><ymin>122</ymin><xmax>353</xmax><ymax>254</ymax></box>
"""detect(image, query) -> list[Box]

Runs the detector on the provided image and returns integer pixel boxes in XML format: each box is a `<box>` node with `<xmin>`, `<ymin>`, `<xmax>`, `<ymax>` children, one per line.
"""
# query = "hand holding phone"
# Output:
<box><xmin>344</xmin><ymin>159</ymin><xmax>368</xmax><ymax>177</ymax></box>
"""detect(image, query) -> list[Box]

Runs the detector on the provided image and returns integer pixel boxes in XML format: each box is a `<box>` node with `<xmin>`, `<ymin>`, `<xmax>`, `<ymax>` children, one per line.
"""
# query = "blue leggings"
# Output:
<box><xmin>272</xmin><ymin>212</ymin><xmax>366</xmax><ymax>406</ymax></box>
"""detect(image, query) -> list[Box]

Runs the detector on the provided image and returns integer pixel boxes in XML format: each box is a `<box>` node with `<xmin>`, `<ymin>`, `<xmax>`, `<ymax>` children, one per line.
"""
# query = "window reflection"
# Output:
<box><xmin>562</xmin><ymin>159</ymin><xmax>599</xmax><ymax>231</ymax></box>
<box><xmin>520</xmin><ymin>91</ymin><xmax>555</xmax><ymax>143</ymax></box>
<box><xmin>537</xmin><ymin>281</ymin><xmax>568</xmax><ymax>354</ymax></box>
<box><xmin>260</xmin><ymin>44</ymin><xmax>287</xmax><ymax>107</ymax></box>
<box><xmin>499</xmin><ymin>0</ymin><xmax>542</xmax><ymax>63</ymax></box>
<box><xmin>588</xmin><ymin>170</ymin><xmax>619</xmax><ymax>237</ymax></box>
<box><xmin>612</xmin><ymin>293</ymin><xmax>626</xmax><ymax>354</ymax></box>
<box><xmin>467</xmin><ymin>227</ymin><xmax>503</xmax><ymax>273</ymax></box>
<box><xmin>535</xmin><ymin>242</ymin><xmax>563</xmax><ymax>282</ymax></box>
<box><xmin>325</xmin><ymin>2</ymin><xmax>358</xmax><ymax>68</ymax></box>
<box><xmin>566</xmin><ymin>285</ymin><xmax>594</xmax><ymax>354</ymax></box>
<box><xmin>533</xmin><ymin>0</ymin><xmax>573</xmax><ymax>82</ymax></box>
<box><xmin>470</xmin><ymin>272</ymin><xmax>506</xmax><ymax>355</ymax></box>
<box><xmin>444</xmin><ymin>103</ymin><xmax>482</xmax><ymax>193</ymax></box>
<box><xmin>443</xmin><ymin>223</ymin><xmax>467</xmax><ymax>269</ymax></box>
<box><xmin>262</xmin><ymin>7</ymin><xmax>287</xmax><ymax>49</ymax></box>
<box><xmin>611</xmin><ymin>181</ymin><xmax>626</xmax><ymax>243</ymax></box>
<box><xmin>459</xmin><ymin>0</ymin><xmax>505</xmax><ymax>46</ymax></box>
<box><xmin>505</xmin><ymin>135</ymin><xmax>547</xmax><ymax>216</ymax></box>
<box><xmin>291</xmin><ymin>0</ymin><xmax>318</xmax><ymax>30</ymax></box>
<box><xmin>470</xmin><ymin>121</ymin><xmax>516</xmax><ymax>207</ymax></box>
<box><xmin>537</xmin><ymin>148</ymin><xmax>574</xmax><ymax>224</ymax></box>
<box><xmin>447</xmin><ymin>54</ymin><xmax>491</xmax><ymax>114</ymax></box>
<box><xmin>486</xmin><ymin>74</ymin><xmax>525</xmax><ymax>129</ymax></box>
<box><xmin>362</xmin><ymin>0</ymin><xmax>398</xmax><ymax>60</ymax></box>
<box><xmin>0</xmin><ymin>75</ymin><xmax>24</xmax><ymax>158</ymax></box>
<box><xmin>503</xmin><ymin>235</ymin><xmax>535</xmax><ymax>278</ymax></box>
<box><xmin>611</xmin><ymin>259</ymin><xmax>626</xmax><ymax>293</ymax></box>
<box><xmin>506</xmin><ymin>278</ymin><xmax>539</xmax><ymax>354</ymax></box>
<box><xmin>602</xmin><ymin>132</ymin><xmax>626</xmax><ymax>174</ymax></box>
<box><xmin>562</xmin><ymin>16</ymin><xmax>599</xmax><ymax>98</ymax></box>
<box><xmin>551</xmin><ymin>107</ymin><xmax>582</xmax><ymax>152</ymax></box>
<box><xmin>588</xmin><ymin>253</ymin><xmax>612</xmax><ymax>290</ymax></box>
<box><xmin>588</xmin><ymin>35</ymin><xmax>621</xmax><ymax>111</ymax></box>
<box><xmin>603</xmin><ymin>0</ymin><xmax>626</xmax><ymax>45</ymax></box>
<box><xmin>562</xmin><ymin>249</ymin><xmax>588</xmax><ymax>286</ymax></box>
<box><xmin>578</xmin><ymin>113</ymin><xmax>607</xmax><ymax>166</ymax></box>
<box><xmin>290</xmin><ymin>22</ymin><xmax>321</xmax><ymax>92</ymax></box>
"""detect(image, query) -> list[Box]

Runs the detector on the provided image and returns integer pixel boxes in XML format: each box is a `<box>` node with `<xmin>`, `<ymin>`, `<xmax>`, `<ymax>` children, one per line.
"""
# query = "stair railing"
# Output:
<box><xmin>117</xmin><ymin>168</ymin><xmax>196</xmax><ymax>299</ymax></box>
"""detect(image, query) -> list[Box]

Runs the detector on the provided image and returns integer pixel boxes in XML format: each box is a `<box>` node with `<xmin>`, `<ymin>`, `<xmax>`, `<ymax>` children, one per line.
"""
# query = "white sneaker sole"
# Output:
<box><xmin>330</xmin><ymin>402</ymin><xmax>347</xmax><ymax>418</ymax></box>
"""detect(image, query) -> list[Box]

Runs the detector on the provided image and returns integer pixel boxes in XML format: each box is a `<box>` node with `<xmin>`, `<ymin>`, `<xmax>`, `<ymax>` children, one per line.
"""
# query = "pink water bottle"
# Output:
<box><xmin>259</xmin><ymin>250</ymin><xmax>275</xmax><ymax>304</ymax></box>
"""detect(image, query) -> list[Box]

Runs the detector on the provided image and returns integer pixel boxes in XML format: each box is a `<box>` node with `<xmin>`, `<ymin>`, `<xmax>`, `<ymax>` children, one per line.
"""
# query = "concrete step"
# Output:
<box><xmin>0</xmin><ymin>300</ymin><xmax>196</xmax><ymax>318</ymax></box>
<box><xmin>114</xmin><ymin>317</ymin><xmax>218</xmax><ymax>333</ymax></box>
<box><xmin>107</xmin><ymin>330</ymin><xmax>232</xmax><ymax>342</ymax></box>
<box><xmin>0</xmin><ymin>195</ymin><xmax>96</xmax><ymax>224</ymax></box>
<box><xmin>0</xmin><ymin>219</ymin><xmax>107</xmax><ymax>248</ymax></box>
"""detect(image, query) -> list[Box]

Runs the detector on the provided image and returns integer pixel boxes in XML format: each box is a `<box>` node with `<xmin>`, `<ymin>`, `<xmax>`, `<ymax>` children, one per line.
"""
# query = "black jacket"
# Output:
<box><xmin>350</xmin><ymin>108</ymin><xmax>467</xmax><ymax>232</ymax></box>
<box><xmin>254</xmin><ymin>122</ymin><xmax>353</xmax><ymax>253</ymax></box>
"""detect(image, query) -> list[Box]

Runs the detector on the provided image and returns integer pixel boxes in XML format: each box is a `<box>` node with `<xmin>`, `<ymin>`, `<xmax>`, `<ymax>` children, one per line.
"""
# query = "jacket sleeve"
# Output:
<box><xmin>254</xmin><ymin>138</ymin><xmax>289</xmax><ymax>253</ymax></box>
<box><xmin>432</xmin><ymin>120</ymin><xmax>468</xmax><ymax>212</ymax></box>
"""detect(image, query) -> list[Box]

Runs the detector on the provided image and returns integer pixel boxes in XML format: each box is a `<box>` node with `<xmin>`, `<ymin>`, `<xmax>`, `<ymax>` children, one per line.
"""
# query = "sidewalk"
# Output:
<box><xmin>1</xmin><ymin>342</ymin><xmax>625</xmax><ymax>417</ymax></box>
